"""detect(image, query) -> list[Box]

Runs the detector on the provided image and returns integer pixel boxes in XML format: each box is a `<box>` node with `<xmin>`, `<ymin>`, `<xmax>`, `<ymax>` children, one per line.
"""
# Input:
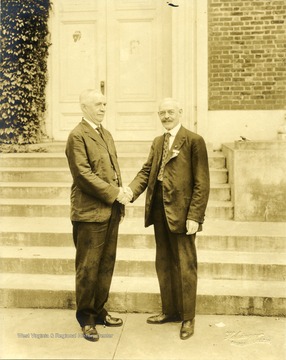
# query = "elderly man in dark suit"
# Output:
<box><xmin>126</xmin><ymin>98</ymin><xmax>210</xmax><ymax>340</ymax></box>
<box><xmin>65</xmin><ymin>89</ymin><xmax>131</xmax><ymax>342</ymax></box>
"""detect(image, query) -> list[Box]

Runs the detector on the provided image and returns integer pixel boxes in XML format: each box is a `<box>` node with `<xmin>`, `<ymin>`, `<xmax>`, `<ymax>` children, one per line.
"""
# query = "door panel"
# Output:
<box><xmin>50</xmin><ymin>0</ymin><xmax>171</xmax><ymax>141</ymax></box>
<box><xmin>51</xmin><ymin>0</ymin><xmax>106</xmax><ymax>140</ymax></box>
<box><xmin>106</xmin><ymin>0</ymin><xmax>171</xmax><ymax>140</ymax></box>
<box><xmin>57</xmin><ymin>17</ymin><xmax>105</xmax><ymax>134</ymax></box>
<box><xmin>117</xmin><ymin>19</ymin><xmax>155</xmax><ymax>99</ymax></box>
<box><xmin>59</xmin><ymin>21</ymin><xmax>98</xmax><ymax>102</ymax></box>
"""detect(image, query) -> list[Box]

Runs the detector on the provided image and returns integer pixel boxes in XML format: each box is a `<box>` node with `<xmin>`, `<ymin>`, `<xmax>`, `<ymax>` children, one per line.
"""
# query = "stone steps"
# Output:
<box><xmin>0</xmin><ymin>216</ymin><xmax>285</xmax><ymax>316</ymax></box>
<box><xmin>0</xmin><ymin>151</ymin><xmax>225</xmax><ymax>169</ymax></box>
<box><xmin>1</xmin><ymin>273</ymin><xmax>285</xmax><ymax>316</ymax></box>
<box><xmin>1</xmin><ymin>245</ymin><xmax>285</xmax><ymax>281</ymax></box>
<box><xmin>2</xmin><ymin>230</ymin><xmax>285</xmax><ymax>253</ymax></box>
<box><xmin>0</xmin><ymin>167</ymin><xmax>229</xmax><ymax>184</ymax></box>
<box><xmin>0</xmin><ymin>182</ymin><xmax>231</xmax><ymax>201</ymax></box>
<box><xmin>1</xmin><ymin>146</ymin><xmax>285</xmax><ymax>316</ymax></box>
<box><xmin>1</xmin><ymin>217</ymin><xmax>285</xmax><ymax>253</ymax></box>
<box><xmin>31</xmin><ymin>141</ymin><xmax>156</xmax><ymax>154</ymax></box>
<box><xmin>0</xmin><ymin>148</ymin><xmax>233</xmax><ymax>220</ymax></box>
<box><xmin>0</xmin><ymin>141</ymin><xmax>214</xmax><ymax>155</ymax></box>
<box><xmin>0</xmin><ymin>198</ymin><xmax>234</xmax><ymax>219</ymax></box>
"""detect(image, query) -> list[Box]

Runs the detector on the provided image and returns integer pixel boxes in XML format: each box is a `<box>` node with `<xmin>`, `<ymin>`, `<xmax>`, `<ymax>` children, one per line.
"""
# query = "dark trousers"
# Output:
<box><xmin>152</xmin><ymin>182</ymin><xmax>197</xmax><ymax>321</ymax></box>
<box><xmin>72</xmin><ymin>203</ymin><xmax>120</xmax><ymax>327</ymax></box>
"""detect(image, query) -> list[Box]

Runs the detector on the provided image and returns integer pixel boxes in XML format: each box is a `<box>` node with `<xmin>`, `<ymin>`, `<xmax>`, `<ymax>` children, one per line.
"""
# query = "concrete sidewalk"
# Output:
<box><xmin>0</xmin><ymin>309</ymin><xmax>285</xmax><ymax>360</ymax></box>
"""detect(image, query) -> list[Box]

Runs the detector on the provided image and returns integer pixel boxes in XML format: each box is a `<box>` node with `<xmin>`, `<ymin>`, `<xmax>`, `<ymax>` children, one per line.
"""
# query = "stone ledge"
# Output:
<box><xmin>234</xmin><ymin>140</ymin><xmax>286</xmax><ymax>150</ymax></box>
<box><xmin>222</xmin><ymin>141</ymin><xmax>286</xmax><ymax>222</ymax></box>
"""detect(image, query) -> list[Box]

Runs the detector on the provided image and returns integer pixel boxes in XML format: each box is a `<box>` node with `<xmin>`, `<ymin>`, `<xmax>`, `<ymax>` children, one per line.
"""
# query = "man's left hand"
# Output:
<box><xmin>186</xmin><ymin>220</ymin><xmax>199</xmax><ymax>235</ymax></box>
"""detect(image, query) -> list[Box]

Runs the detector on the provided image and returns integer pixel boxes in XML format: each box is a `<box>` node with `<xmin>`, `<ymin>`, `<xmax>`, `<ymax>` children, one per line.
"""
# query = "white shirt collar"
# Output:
<box><xmin>167</xmin><ymin>123</ymin><xmax>181</xmax><ymax>137</ymax></box>
<box><xmin>83</xmin><ymin>117</ymin><xmax>99</xmax><ymax>131</ymax></box>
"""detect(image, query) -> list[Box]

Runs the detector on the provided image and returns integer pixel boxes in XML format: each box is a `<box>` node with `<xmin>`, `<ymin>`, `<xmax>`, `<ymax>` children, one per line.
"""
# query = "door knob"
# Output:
<box><xmin>100</xmin><ymin>81</ymin><xmax>105</xmax><ymax>95</ymax></box>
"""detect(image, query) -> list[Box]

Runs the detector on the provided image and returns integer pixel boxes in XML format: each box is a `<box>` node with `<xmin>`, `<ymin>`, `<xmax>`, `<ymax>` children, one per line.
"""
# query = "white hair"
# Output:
<box><xmin>159</xmin><ymin>98</ymin><xmax>182</xmax><ymax>110</ymax></box>
<box><xmin>79</xmin><ymin>89</ymin><xmax>103</xmax><ymax>106</ymax></box>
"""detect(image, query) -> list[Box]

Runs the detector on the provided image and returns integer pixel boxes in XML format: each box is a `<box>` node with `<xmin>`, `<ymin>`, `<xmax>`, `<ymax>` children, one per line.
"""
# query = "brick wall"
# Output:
<box><xmin>208</xmin><ymin>0</ymin><xmax>286</xmax><ymax>110</ymax></box>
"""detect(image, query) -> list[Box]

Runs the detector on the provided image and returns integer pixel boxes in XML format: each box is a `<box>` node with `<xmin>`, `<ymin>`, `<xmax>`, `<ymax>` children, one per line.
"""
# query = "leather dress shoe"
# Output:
<box><xmin>147</xmin><ymin>313</ymin><xmax>180</xmax><ymax>324</ymax></box>
<box><xmin>96</xmin><ymin>314</ymin><xmax>123</xmax><ymax>327</ymax></box>
<box><xmin>82</xmin><ymin>325</ymin><xmax>99</xmax><ymax>342</ymax></box>
<box><xmin>180</xmin><ymin>319</ymin><xmax>195</xmax><ymax>340</ymax></box>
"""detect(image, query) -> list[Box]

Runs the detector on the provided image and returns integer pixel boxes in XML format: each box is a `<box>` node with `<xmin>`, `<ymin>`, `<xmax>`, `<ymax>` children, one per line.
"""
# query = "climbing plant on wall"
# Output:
<box><xmin>0</xmin><ymin>0</ymin><xmax>51</xmax><ymax>145</ymax></box>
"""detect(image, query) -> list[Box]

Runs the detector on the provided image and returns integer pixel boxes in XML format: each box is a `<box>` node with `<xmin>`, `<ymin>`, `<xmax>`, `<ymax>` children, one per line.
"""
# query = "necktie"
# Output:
<box><xmin>97</xmin><ymin>126</ymin><xmax>119</xmax><ymax>184</ymax></box>
<box><xmin>157</xmin><ymin>132</ymin><xmax>171</xmax><ymax>181</ymax></box>
<box><xmin>97</xmin><ymin>125</ymin><xmax>107</xmax><ymax>143</ymax></box>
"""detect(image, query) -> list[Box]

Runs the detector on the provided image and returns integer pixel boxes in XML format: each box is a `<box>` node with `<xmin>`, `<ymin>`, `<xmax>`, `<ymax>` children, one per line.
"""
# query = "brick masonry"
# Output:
<box><xmin>208</xmin><ymin>0</ymin><xmax>286</xmax><ymax>110</ymax></box>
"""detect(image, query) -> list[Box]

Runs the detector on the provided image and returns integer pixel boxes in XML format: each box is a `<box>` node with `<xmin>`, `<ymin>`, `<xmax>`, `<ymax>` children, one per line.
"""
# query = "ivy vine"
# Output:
<box><xmin>0</xmin><ymin>0</ymin><xmax>51</xmax><ymax>145</ymax></box>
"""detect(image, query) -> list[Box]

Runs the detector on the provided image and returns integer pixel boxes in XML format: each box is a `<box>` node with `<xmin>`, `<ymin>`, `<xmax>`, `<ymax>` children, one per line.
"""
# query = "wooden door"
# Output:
<box><xmin>50</xmin><ymin>0</ymin><xmax>171</xmax><ymax>141</ymax></box>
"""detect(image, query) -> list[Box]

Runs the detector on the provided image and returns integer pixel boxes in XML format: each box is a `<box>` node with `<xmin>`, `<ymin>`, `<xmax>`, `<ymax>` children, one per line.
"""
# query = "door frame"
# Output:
<box><xmin>171</xmin><ymin>0</ymin><xmax>208</xmax><ymax>138</ymax></box>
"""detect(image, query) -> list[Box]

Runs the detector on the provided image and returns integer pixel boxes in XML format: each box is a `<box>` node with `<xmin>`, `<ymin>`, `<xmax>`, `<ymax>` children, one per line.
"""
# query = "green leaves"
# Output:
<box><xmin>0</xmin><ymin>0</ymin><xmax>51</xmax><ymax>145</ymax></box>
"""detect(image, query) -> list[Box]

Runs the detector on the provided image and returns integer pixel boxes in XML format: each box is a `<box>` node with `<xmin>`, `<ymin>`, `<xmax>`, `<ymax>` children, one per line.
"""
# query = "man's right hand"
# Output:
<box><xmin>123</xmin><ymin>186</ymin><xmax>133</xmax><ymax>200</ymax></box>
<box><xmin>116</xmin><ymin>187</ymin><xmax>133</xmax><ymax>205</ymax></box>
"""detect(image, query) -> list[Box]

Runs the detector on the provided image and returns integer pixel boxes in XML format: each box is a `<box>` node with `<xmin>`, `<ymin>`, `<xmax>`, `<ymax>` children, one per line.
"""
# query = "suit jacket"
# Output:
<box><xmin>65</xmin><ymin>120</ymin><xmax>124</xmax><ymax>222</ymax></box>
<box><xmin>129</xmin><ymin>125</ymin><xmax>210</xmax><ymax>233</ymax></box>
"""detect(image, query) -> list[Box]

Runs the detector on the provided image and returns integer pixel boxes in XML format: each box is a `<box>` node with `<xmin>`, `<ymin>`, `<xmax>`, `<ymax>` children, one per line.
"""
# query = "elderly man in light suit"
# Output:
<box><xmin>65</xmin><ymin>89</ymin><xmax>131</xmax><ymax>342</ymax></box>
<box><xmin>126</xmin><ymin>98</ymin><xmax>210</xmax><ymax>340</ymax></box>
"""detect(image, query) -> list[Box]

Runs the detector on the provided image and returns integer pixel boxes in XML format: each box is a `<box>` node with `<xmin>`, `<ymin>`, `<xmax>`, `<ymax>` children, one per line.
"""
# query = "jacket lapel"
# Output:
<box><xmin>165</xmin><ymin>126</ymin><xmax>186</xmax><ymax>164</ymax></box>
<box><xmin>100</xmin><ymin>126</ymin><xmax>113</xmax><ymax>152</ymax></box>
<box><xmin>81</xmin><ymin>120</ymin><xmax>108</xmax><ymax>150</ymax></box>
<box><xmin>100</xmin><ymin>126</ymin><xmax>123</xmax><ymax>185</ymax></box>
<box><xmin>155</xmin><ymin>135</ymin><xmax>165</xmax><ymax>168</ymax></box>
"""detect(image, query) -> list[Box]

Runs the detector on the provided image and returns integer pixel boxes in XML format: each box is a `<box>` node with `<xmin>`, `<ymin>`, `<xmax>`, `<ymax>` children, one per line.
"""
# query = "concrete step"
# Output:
<box><xmin>0</xmin><ymin>199</ymin><xmax>234</xmax><ymax>219</ymax></box>
<box><xmin>1</xmin><ymin>217</ymin><xmax>285</xmax><ymax>253</ymax></box>
<box><xmin>0</xmin><ymin>167</ymin><xmax>228</xmax><ymax>184</ymax></box>
<box><xmin>0</xmin><ymin>153</ymin><xmax>69</xmax><ymax>168</ymax></box>
<box><xmin>1</xmin><ymin>246</ymin><xmax>285</xmax><ymax>281</ymax></box>
<box><xmin>2</xmin><ymin>231</ymin><xmax>286</xmax><ymax>253</ymax></box>
<box><xmin>7</xmin><ymin>141</ymin><xmax>213</xmax><ymax>154</ymax></box>
<box><xmin>126</xmin><ymin>200</ymin><xmax>234</xmax><ymax>219</ymax></box>
<box><xmin>33</xmin><ymin>141</ymin><xmax>155</xmax><ymax>154</ymax></box>
<box><xmin>0</xmin><ymin>168</ymin><xmax>73</xmax><ymax>182</ymax></box>
<box><xmin>115</xmin><ymin>141</ymin><xmax>155</xmax><ymax>154</ymax></box>
<box><xmin>0</xmin><ymin>182</ymin><xmax>72</xmax><ymax>199</ymax></box>
<box><xmin>0</xmin><ymin>182</ymin><xmax>231</xmax><ymax>201</ymax></box>
<box><xmin>0</xmin><ymin>273</ymin><xmax>285</xmax><ymax>316</ymax></box>
<box><xmin>0</xmin><ymin>152</ymin><xmax>225</xmax><ymax>169</ymax></box>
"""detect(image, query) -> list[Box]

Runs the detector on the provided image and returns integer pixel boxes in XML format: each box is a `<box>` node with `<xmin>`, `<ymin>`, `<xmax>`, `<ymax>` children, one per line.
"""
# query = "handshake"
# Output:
<box><xmin>116</xmin><ymin>186</ymin><xmax>133</xmax><ymax>205</ymax></box>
